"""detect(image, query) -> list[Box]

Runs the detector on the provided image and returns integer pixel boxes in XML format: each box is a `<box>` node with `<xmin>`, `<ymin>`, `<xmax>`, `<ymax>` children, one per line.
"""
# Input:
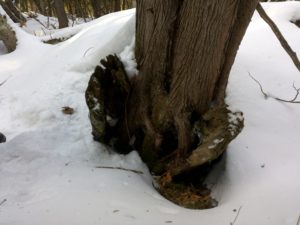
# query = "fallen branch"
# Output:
<box><xmin>95</xmin><ymin>166</ymin><xmax>144</xmax><ymax>175</ymax></box>
<box><xmin>256</xmin><ymin>3</ymin><xmax>300</xmax><ymax>73</ymax></box>
<box><xmin>230</xmin><ymin>206</ymin><xmax>242</xmax><ymax>225</ymax></box>
<box><xmin>249</xmin><ymin>73</ymin><xmax>300</xmax><ymax>103</ymax></box>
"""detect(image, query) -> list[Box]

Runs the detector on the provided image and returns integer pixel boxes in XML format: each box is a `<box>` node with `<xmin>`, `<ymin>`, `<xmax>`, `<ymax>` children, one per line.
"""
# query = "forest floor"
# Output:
<box><xmin>0</xmin><ymin>2</ymin><xmax>300</xmax><ymax>225</ymax></box>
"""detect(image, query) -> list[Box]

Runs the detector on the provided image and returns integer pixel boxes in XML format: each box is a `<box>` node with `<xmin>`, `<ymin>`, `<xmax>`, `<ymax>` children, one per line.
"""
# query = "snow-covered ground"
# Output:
<box><xmin>0</xmin><ymin>3</ymin><xmax>300</xmax><ymax>225</ymax></box>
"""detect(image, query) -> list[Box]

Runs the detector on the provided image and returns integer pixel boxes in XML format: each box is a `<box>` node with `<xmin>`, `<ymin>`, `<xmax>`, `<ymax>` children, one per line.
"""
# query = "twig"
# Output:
<box><xmin>95</xmin><ymin>166</ymin><xmax>143</xmax><ymax>175</ymax></box>
<box><xmin>249</xmin><ymin>73</ymin><xmax>300</xmax><ymax>103</ymax></box>
<box><xmin>291</xmin><ymin>82</ymin><xmax>300</xmax><ymax>102</ymax></box>
<box><xmin>0</xmin><ymin>198</ymin><xmax>7</xmax><ymax>206</ymax></box>
<box><xmin>297</xmin><ymin>213</ymin><xmax>300</xmax><ymax>225</ymax></box>
<box><xmin>230</xmin><ymin>206</ymin><xmax>242</xmax><ymax>225</ymax></box>
<box><xmin>256</xmin><ymin>3</ymin><xmax>300</xmax><ymax>74</ymax></box>
<box><xmin>248</xmin><ymin>73</ymin><xmax>268</xmax><ymax>99</ymax></box>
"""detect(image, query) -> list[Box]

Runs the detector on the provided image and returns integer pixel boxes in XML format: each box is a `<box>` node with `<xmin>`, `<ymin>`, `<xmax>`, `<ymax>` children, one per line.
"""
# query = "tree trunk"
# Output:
<box><xmin>0</xmin><ymin>14</ymin><xmax>17</xmax><ymax>52</ymax></box>
<box><xmin>134</xmin><ymin>0</ymin><xmax>257</xmax><ymax>171</ymax></box>
<box><xmin>86</xmin><ymin>0</ymin><xmax>258</xmax><ymax>208</ymax></box>
<box><xmin>53</xmin><ymin>0</ymin><xmax>68</xmax><ymax>28</ymax></box>
<box><xmin>114</xmin><ymin>0</ymin><xmax>121</xmax><ymax>12</ymax></box>
<box><xmin>90</xmin><ymin>0</ymin><xmax>101</xmax><ymax>18</ymax></box>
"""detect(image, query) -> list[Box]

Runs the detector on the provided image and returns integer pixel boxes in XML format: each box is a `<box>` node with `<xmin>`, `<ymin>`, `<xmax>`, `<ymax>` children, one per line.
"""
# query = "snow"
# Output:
<box><xmin>0</xmin><ymin>3</ymin><xmax>300</xmax><ymax>225</ymax></box>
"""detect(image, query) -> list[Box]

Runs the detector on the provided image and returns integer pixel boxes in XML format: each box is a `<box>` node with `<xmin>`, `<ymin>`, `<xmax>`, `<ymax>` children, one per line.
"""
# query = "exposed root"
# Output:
<box><xmin>257</xmin><ymin>3</ymin><xmax>300</xmax><ymax>73</ymax></box>
<box><xmin>157</xmin><ymin>177</ymin><xmax>217</xmax><ymax>209</ymax></box>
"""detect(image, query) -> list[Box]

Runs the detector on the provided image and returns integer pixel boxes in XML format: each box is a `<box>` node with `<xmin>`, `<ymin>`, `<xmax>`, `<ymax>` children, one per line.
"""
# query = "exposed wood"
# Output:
<box><xmin>257</xmin><ymin>3</ymin><xmax>300</xmax><ymax>73</ymax></box>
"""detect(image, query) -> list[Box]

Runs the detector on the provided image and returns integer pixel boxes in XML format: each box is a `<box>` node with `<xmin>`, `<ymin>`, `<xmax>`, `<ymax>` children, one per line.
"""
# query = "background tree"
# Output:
<box><xmin>53</xmin><ymin>0</ymin><xmax>68</xmax><ymax>28</ymax></box>
<box><xmin>13</xmin><ymin>0</ymin><xmax>136</xmax><ymax>20</ymax></box>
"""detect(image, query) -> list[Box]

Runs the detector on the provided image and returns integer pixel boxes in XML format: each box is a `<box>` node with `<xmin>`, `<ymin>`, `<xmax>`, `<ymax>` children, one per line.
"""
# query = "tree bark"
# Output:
<box><xmin>0</xmin><ymin>14</ymin><xmax>17</xmax><ymax>52</ymax></box>
<box><xmin>134</xmin><ymin>0</ymin><xmax>257</xmax><ymax>170</ymax></box>
<box><xmin>86</xmin><ymin>0</ymin><xmax>258</xmax><ymax>208</ymax></box>
<box><xmin>53</xmin><ymin>0</ymin><xmax>68</xmax><ymax>28</ymax></box>
<box><xmin>0</xmin><ymin>0</ymin><xmax>26</xmax><ymax>23</ymax></box>
<box><xmin>257</xmin><ymin>3</ymin><xmax>300</xmax><ymax>73</ymax></box>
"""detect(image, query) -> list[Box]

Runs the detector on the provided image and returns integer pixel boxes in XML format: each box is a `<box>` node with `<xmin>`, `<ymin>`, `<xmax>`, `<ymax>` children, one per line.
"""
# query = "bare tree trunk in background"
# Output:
<box><xmin>53</xmin><ymin>0</ymin><xmax>68</xmax><ymax>28</ymax></box>
<box><xmin>90</xmin><ymin>0</ymin><xmax>101</xmax><ymax>18</ymax></box>
<box><xmin>85</xmin><ymin>0</ymin><xmax>258</xmax><ymax>208</ymax></box>
<box><xmin>114</xmin><ymin>0</ymin><xmax>121</xmax><ymax>12</ymax></box>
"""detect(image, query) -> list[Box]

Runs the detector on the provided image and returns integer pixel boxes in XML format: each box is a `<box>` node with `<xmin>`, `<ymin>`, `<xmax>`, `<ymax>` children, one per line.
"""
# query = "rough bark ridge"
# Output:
<box><xmin>86</xmin><ymin>0</ymin><xmax>258</xmax><ymax>208</ymax></box>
